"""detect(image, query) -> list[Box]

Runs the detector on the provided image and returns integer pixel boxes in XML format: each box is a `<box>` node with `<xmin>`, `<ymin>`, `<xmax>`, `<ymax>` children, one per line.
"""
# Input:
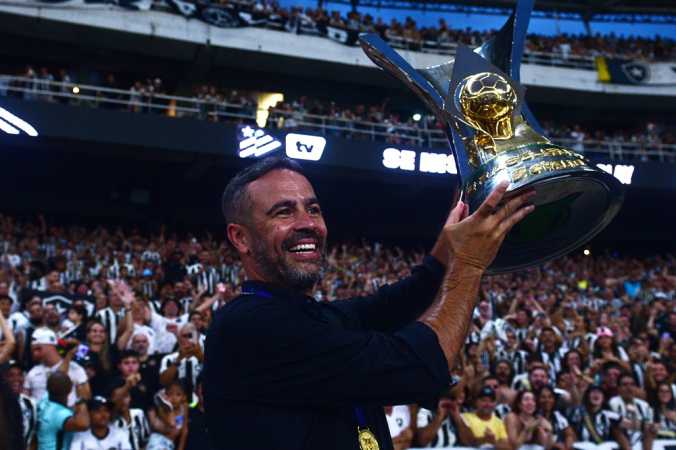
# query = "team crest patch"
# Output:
<box><xmin>621</xmin><ymin>61</ymin><xmax>650</xmax><ymax>84</ymax></box>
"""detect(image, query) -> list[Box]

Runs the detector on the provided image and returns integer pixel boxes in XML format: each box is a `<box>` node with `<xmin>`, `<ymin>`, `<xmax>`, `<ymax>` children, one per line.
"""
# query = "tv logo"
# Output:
<box><xmin>286</xmin><ymin>134</ymin><xmax>326</xmax><ymax>161</ymax></box>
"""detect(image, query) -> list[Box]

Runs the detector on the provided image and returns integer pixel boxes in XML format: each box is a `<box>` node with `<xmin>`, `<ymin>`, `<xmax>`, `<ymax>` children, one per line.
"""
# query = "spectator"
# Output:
<box><xmin>504</xmin><ymin>390</ymin><xmax>554</xmax><ymax>449</ymax></box>
<box><xmin>609</xmin><ymin>373</ymin><xmax>656</xmax><ymax>449</ymax></box>
<box><xmin>109</xmin><ymin>377</ymin><xmax>151</xmax><ymax>450</ymax></box>
<box><xmin>416</xmin><ymin>390</ymin><xmax>463</xmax><ymax>448</ymax></box>
<box><xmin>36</xmin><ymin>372</ymin><xmax>89</xmax><ymax>450</ymax></box>
<box><xmin>654</xmin><ymin>382</ymin><xmax>676</xmax><ymax>438</ymax></box>
<box><xmin>24</xmin><ymin>328</ymin><xmax>91</xmax><ymax>406</ymax></box>
<box><xmin>5</xmin><ymin>360</ymin><xmax>38</xmax><ymax>449</ymax></box>
<box><xmin>567</xmin><ymin>384</ymin><xmax>631</xmax><ymax>449</ymax></box>
<box><xmin>536</xmin><ymin>384</ymin><xmax>577</xmax><ymax>450</ymax></box>
<box><xmin>385</xmin><ymin>403</ymin><xmax>413</xmax><ymax>449</ymax></box>
<box><xmin>70</xmin><ymin>396</ymin><xmax>132</xmax><ymax>449</ymax></box>
<box><xmin>147</xmin><ymin>380</ymin><xmax>189</xmax><ymax>450</ymax></box>
<box><xmin>458</xmin><ymin>387</ymin><xmax>510</xmax><ymax>450</ymax></box>
<box><xmin>159</xmin><ymin>323</ymin><xmax>203</xmax><ymax>395</ymax></box>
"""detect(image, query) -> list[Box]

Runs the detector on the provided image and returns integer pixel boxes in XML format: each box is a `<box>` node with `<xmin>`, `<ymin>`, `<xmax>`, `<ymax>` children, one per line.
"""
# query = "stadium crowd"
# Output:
<box><xmin>0</xmin><ymin>210</ymin><xmax>676</xmax><ymax>450</ymax></box>
<box><xmin>199</xmin><ymin>0</ymin><xmax>676</xmax><ymax>62</ymax></box>
<box><xmin>3</xmin><ymin>66</ymin><xmax>674</xmax><ymax>161</ymax></box>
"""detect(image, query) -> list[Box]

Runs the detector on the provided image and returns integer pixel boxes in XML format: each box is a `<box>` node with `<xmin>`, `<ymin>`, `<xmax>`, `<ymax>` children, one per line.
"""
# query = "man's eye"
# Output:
<box><xmin>277</xmin><ymin>209</ymin><xmax>291</xmax><ymax>216</ymax></box>
<box><xmin>308</xmin><ymin>207</ymin><xmax>321</xmax><ymax>215</ymax></box>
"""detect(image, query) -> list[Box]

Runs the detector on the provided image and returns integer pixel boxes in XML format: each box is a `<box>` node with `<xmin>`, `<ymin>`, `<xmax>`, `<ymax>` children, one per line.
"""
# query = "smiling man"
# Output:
<box><xmin>203</xmin><ymin>156</ymin><xmax>534</xmax><ymax>449</ymax></box>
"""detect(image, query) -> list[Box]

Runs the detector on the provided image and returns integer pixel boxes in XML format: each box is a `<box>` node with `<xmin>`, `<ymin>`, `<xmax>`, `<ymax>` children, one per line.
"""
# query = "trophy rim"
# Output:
<box><xmin>483</xmin><ymin>170</ymin><xmax>625</xmax><ymax>275</ymax></box>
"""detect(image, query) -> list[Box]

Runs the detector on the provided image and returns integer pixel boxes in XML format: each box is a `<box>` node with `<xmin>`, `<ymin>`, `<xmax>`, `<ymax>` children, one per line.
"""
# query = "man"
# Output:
<box><xmin>185</xmin><ymin>374</ymin><xmax>213</xmax><ymax>450</ymax></box>
<box><xmin>458</xmin><ymin>387</ymin><xmax>510</xmax><ymax>450</ymax></box>
<box><xmin>23</xmin><ymin>328</ymin><xmax>91</xmax><ymax>405</ymax></box>
<box><xmin>36</xmin><ymin>372</ymin><xmax>89</xmax><ymax>450</ymax></box>
<box><xmin>159</xmin><ymin>323</ymin><xmax>203</xmax><ymax>395</ymax></box>
<box><xmin>203</xmin><ymin>157</ymin><xmax>533</xmax><ymax>448</ymax></box>
<box><xmin>70</xmin><ymin>396</ymin><xmax>132</xmax><ymax>450</ymax></box>
<box><xmin>416</xmin><ymin>390</ymin><xmax>465</xmax><ymax>448</ymax></box>
<box><xmin>512</xmin><ymin>364</ymin><xmax>572</xmax><ymax>409</ymax></box>
<box><xmin>163</xmin><ymin>249</ymin><xmax>187</xmax><ymax>285</ymax></box>
<box><xmin>6</xmin><ymin>360</ymin><xmax>38</xmax><ymax>449</ymax></box>
<box><xmin>96</xmin><ymin>284</ymin><xmax>126</xmax><ymax>343</ymax></box>
<box><xmin>609</xmin><ymin>373</ymin><xmax>655</xmax><ymax>450</ymax></box>
<box><xmin>535</xmin><ymin>327</ymin><xmax>568</xmax><ymax>382</ymax></box>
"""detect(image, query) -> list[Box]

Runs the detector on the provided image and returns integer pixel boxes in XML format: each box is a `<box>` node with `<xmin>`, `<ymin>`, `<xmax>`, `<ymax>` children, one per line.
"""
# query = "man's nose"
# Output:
<box><xmin>294</xmin><ymin>210</ymin><xmax>317</xmax><ymax>230</ymax></box>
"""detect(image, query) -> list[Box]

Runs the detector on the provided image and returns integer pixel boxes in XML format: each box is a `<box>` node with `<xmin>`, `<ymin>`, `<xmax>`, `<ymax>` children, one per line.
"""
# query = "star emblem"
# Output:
<box><xmin>629</xmin><ymin>67</ymin><xmax>644</xmax><ymax>78</ymax></box>
<box><xmin>241</xmin><ymin>126</ymin><xmax>255</xmax><ymax>138</ymax></box>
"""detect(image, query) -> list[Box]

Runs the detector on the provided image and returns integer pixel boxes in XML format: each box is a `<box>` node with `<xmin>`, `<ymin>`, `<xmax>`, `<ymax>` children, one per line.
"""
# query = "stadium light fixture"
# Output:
<box><xmin>72</xmin><ymin>86</ymin><xmax>80</xmax><ymax>94</ymax></box>
<box><xmin>583</xmin><ymin>249</ymin><xmax>590</xmax><ymax>256</ymax></box>
<box><xmin>412</xmin><ymin>113</ymin><xmax>421</xmax><ymax>122</ymax></box>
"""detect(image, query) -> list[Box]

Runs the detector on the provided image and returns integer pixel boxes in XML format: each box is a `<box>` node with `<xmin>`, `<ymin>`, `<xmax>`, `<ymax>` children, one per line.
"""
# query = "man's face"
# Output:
<box><xmin>131</xmin><ymin>335</ymin><xmax>149</xmax><ymax>355</ymax></box>
<box><xmin>476</xmin><ymin>396</ymin><xmax>495</xmax><ymax>415</ymax></box>
<box><xmin>652</xmin><ymin>363</ymin><xmax>668</xmax><ymax>382</ymax></box>
<box><xmin>43</xmin><ymin>305</ymin><xmax>61</xmax><ymax>326</ymax></box>
<box><xmin>6</xmin><ymin>367</ymin><xmax>24</xmax><ymax>395</ymax></box>
<box><xmin>244</xmin><ymin>169</ymin><xmax>328</xmax><ymax>291</ymax></box>
<box><xmin>495</xmin><ymin>363</ymin><xmax>511</xmax><ymax>384</ymax></box>
<box><xmin>118</xmin><ymin>357</ymin><xmax>140</xmax><ymax>376</ymax></box>
<box><xmin>190</xmin><ymin>314</ymin><xmax>204</xmax><ymax>331</ymax></box>
<box><xmin>530</xmin><ymin>369</ymin><xmax>548</xmax><ymax>389</ymax></box>
<box><xmin>541</xmin><ymin>330</ymin><xmax>555</xmax><ymax>348</ymax></box>
<box><xmin>619</xmin><ymin>377</ymin><xmax>636</xmax><ymax>401</ymax></box>
<box><xmin>90</xmin><ymin>407</ymin><xmax>111</xmax><ymax>428</ymax></box>
<box><xmin>163</xmin><ymin>301</ymin><xmax>178</xmax><ymax>317</ymax></box>
<box><xmin>0</xmin><ymin>299</ymin><xmax>11</xmax><ymax>317</ymax></box>
<box><xmin>31</xmin><ymin>344</ymin><xmax>47</xmax><ymax>364</ymax></box>
<box><xmin>605</xmin><ymin>368</ymin><xmax>620</xmax><ymax>388</ymax></box>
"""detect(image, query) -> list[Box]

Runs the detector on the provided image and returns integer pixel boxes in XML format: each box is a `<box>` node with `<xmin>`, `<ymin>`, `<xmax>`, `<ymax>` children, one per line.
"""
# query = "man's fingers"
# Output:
<box><xmin>475</xmin><ymin>180</ymin><xmax>509</xmax><ymax>218</ymax></box>
<box><xmin>499</xmin><ymin>203</ymin><xmax>535</xmax><ymax>235</ymax></box>
<box><xmin>498</xmin><ymin>189</ymin><xmax>536</xmax><ymax>222</ymax></box>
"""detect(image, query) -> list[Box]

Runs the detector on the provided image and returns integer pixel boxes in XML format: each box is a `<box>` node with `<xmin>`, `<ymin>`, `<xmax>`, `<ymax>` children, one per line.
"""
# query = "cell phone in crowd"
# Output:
<box><xmin>217</xmin><ymin>282</ymin><xmax>226</xmax><ymax>293</ymax></box>
<box><xmin>75</xmin><ymin>344</ymin><xmax>90</xmax><ymax>360</ymax></box>
<box><xmin>662</xmin><ymin>332</ymin><xmax>672</xmax><ymax>341</ymax></box>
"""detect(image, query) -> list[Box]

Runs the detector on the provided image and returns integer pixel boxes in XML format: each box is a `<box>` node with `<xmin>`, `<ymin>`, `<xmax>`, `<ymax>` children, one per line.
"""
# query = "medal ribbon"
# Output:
<box><xmin>241</xmin><ymin>288</ymin><xmax>274</xmax><ymax>299</ymax></box>
<box><xmin>354</xmin><ymin>407</ymin><xmax>369</xmax><ymax>430</ymax></box>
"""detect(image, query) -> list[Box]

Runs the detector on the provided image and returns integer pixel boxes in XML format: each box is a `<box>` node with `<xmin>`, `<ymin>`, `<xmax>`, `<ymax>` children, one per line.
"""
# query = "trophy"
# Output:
<box><xmin>359</xmin><ymin>0</ymin><xmax>623</xmax><ymax>274</ymax></box>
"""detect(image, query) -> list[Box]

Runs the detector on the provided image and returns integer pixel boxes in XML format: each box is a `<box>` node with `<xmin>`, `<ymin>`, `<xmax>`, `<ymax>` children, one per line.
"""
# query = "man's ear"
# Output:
<box><xmin>227</xmin><ymin>223</ymin><xmax>251</xmax><ymax>255</ymax></box>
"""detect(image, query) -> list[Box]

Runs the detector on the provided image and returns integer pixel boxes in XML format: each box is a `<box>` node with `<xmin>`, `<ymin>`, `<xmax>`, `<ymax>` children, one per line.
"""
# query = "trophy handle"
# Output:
<box><xmin>359</xmin><ymin>33</ymin><xmax>472</xmax><ymax>183</ymax></box>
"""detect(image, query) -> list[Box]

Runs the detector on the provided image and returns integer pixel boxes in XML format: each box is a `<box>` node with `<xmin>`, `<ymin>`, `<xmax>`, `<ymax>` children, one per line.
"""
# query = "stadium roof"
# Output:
<box><xmin>341</xmin><ymin>0</ymin><xmax>676</xmax><ymax>23</ymax></box>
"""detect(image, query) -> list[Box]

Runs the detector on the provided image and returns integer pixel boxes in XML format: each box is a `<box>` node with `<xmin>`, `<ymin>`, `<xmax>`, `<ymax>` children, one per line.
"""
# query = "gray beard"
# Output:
<box><xmin>251</xmin><ymin>231</ymin><xmax>326</xmax><ymax>293</ymax></box>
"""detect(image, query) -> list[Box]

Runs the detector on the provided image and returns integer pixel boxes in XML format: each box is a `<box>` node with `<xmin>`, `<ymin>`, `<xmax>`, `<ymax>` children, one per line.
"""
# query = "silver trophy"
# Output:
<box><xmin>360</xmin><ymin>0</ymin><xmax>623</xmax><ymax>274</ymax></box>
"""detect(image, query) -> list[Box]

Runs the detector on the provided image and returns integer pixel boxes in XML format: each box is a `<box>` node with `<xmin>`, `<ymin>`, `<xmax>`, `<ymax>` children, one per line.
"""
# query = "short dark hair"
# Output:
<box><xmin>221</xmin><ymin>156</ymin><xmax>304</xmax><ymax>227</ymax></box>
<box><xmin>118</xmin><ymin>349</ymin><xmax>140</xmax><ymax>362</ymax></box>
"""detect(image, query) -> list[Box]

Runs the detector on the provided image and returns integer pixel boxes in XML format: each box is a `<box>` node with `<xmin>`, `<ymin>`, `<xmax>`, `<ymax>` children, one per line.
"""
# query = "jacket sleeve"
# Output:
<box><xmin>203</xmin><ymin>296</ymin><xmax>452</xmax><ymax>409</ymax></box>
<box><xmin>331</xmin><ymin>255</ymin><xmax>446</xmax><ymax>335</ymax></box>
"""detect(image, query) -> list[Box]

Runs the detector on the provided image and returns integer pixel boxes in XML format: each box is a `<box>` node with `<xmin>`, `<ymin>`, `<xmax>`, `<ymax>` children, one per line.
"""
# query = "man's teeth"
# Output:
<box><xmin>289</xmin><ymin>243</ymin><xmax>316</xmax><ymax>253</ymax></box>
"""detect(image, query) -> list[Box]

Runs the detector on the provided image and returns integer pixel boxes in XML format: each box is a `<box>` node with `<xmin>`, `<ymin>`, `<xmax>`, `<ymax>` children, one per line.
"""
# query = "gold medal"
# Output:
<box><xmin>358</xmin><ymin>428</ymin><xmax>380</xmax><ymax>450</ymax></box>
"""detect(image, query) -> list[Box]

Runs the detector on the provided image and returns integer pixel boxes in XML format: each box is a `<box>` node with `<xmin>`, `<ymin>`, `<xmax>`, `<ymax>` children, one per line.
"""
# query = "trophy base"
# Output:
<box><xmin>460</xmin><ymin>143</ymin><xmax>624</xmax><ymax>275</ymax></box>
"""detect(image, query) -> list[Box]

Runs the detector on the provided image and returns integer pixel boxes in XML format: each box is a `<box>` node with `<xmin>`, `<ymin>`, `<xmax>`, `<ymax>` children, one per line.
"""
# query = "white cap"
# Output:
<box><xmin>31</xmin><ymin>328</ymin><xmax>57</xmax><ymax>346</ymax></box>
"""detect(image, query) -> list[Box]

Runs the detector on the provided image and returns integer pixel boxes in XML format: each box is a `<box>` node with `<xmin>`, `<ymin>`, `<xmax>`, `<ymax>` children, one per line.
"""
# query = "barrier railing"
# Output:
<box><xmin>384</xmin><ymin>35</ymin><xmax>597</xmax><ymax>70</ymax></box>
<box><xmin>1</xmin><ymin>75</ymin><xmax>673</xmax><ymax>161</ymax></box>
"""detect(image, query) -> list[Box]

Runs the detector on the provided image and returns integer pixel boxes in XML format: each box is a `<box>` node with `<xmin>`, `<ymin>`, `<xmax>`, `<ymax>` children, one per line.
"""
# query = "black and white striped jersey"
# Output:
<box><xmin>113</xmin><ymin>408</ymin><xmax>150</xmax><ymax>450</ymax></box>
<box><xmin>567</xmin><ymin>405</ymin><xmax>622</xmax><ymax>442</ymax></box>
<box><xmin>20</xmin><ymin>393</ymin><xmax>37</xmax><ymax>449</ymax></box>
<box><xmin>187</xmin><ymin>264</ymin><xmax>219</xmax><ymax>296</ymax></box>
<box><xmin>95</xmin><ymin>306</ymin><xmax>125</xmax><ymax>344</ymax></box>
<box><xmin>416</xmin><ymin>408</ymin><xmax>459</xmax><ymax>448</ymax></box>
<box><xmin>609</xmin><ymin>396</ymin><xmax>653</xmax><ymax>445</ymax></box>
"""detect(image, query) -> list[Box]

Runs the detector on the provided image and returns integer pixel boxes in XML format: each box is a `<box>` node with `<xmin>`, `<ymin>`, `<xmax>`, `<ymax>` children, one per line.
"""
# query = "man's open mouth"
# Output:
<box><xmin>288</xmin><ymin>243</ymin><xmax>317</xmax><ymax>254</ymax></box>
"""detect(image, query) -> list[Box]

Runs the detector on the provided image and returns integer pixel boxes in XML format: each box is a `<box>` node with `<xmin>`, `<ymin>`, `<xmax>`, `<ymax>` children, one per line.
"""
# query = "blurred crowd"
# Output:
<box><xmin>2</xmin><ymin>65</ymin><xmax>675</xmax><ymax>161</ymax></box>
<box><xmin>232</xmin><ymin>0</ymin><xmax>675</xmax><ymax>62</ymax></box>
<box><xmin>0</xmin><ymin>211</ymin><xmax>676</xmax><ymax>449</ymax></box>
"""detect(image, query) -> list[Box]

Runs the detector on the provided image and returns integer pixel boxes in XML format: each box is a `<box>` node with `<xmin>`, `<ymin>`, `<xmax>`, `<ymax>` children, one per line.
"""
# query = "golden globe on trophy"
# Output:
<box><xmin>360</xmin><ymin>0</ymin><xmax>624</xmax><ymax>275</ymax></box>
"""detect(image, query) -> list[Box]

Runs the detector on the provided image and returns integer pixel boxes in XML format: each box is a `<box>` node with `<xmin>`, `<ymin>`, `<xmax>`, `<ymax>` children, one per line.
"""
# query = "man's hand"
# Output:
<box><xmin>445</xmin><ymin>181</ymin><xmax>535</xmax><ymax>272</ymax></box>
<box><xmin>484</xmin><ymin>428</ymin><xmax>497</xmax><ymax>444</ymax></box>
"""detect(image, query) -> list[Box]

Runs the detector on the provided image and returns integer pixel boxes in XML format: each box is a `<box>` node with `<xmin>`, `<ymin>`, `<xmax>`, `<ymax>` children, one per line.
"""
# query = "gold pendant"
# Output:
<box><xmin>358</xmin><ymin>428</ymin><xmax>380</xmax><ymax>450</ymax></box>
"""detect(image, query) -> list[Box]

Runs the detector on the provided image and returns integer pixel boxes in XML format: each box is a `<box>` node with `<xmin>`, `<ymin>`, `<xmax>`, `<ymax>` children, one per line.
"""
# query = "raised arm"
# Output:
<box><xmin>420</xmin><ymin>182</ymin><xmax>535</xmax><ymax>371</ymax></box>
<box><xmin>0</xmin><ymin>313</ymin><xmax>16</xmax><ymax>363</ymax></box>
